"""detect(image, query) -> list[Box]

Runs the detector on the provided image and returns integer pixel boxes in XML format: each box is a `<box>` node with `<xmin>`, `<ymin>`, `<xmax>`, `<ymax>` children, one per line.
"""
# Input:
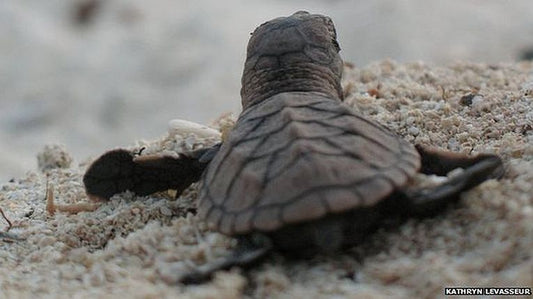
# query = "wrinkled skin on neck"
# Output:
<box><xmin>240</xmin><ymin>11</ymin><xmax>344</xmax><ymax>109</ymax></box>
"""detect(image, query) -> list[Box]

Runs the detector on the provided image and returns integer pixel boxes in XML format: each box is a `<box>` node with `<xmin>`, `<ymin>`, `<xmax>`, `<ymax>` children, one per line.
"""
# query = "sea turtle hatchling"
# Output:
<box><xmin>83</xmin><ymin>11</ymin><xmax>504</xmax><ymax>283</ymax></box>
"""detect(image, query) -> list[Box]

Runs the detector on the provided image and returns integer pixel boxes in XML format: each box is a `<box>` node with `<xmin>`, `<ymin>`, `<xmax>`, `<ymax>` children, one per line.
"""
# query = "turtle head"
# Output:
<box><xmin>241</xmin><ymin>11</ymin><xmax>344</xmax><ymax>109</ymax></box>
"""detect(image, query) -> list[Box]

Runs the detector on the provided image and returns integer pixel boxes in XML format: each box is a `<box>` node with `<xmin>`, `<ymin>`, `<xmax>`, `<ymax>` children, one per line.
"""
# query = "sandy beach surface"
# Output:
<box><xmin>1</xmin><ymin>60</ymin><xmax>532</xmax><ymax>298</ymax></box>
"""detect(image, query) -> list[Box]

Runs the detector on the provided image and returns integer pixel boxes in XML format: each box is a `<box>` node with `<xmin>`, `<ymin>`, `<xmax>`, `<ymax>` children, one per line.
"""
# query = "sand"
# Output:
<box><xmin>1</xmin><ymin>61</ymin><xmax>532</xmax><ymax>298</ymax></box>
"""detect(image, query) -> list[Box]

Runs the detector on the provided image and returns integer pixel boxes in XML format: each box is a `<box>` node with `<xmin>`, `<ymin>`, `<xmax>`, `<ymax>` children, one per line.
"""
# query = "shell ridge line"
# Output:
<box><xmin>264</xmin><ymin>135</ymin><xmax>385</xmax><ymax>184</ymax></box>
<box><xmin>399</xmin><ymin>144</ymin><xmax>421</xmax><ymax>159</ymax></box>
<box><xmin>287</xmin><ymin>109</ymin><xmax>353</xmax><ymax>123</ymax></box>
<box><xmin>234</xmin><ymin>114</ymin><xmax>348</xmax><ymax>158</ymax></box>
<box><xmin>379</xmin><ymin>141</ymin><xmax>417</xmax><ymax>183</ymax></box>
<box><xmin>400</xmin><ymin>157</ymin><xmax>419</xmax><ymax>170</ymax></box>
<box><xmin>286</xmin><ymin>101</ymin><xmax>402</xmax><ymax>151</ymax></box>
<box><xmin>219</xmin><ymin>105</ymin><xmax>290</xmax><ymax>206</ymax></box>
<box><xmin>215</xmin><ymin>99</ymin><xmax>343</xmax><ymax>215</ymax></box>
<box><xmin>309</xmin><ymin>101</ymin><xmax>399</xmax><ymax>138</ymax></box>
<box><xmin>264</xmin><ymin>138</ymin><xmax>344</xmax><ymax>182</ymax></box>
<box><xmin>201</xmin><ymin>115</ymin><xmax>268</xmax><ymax>210</ymax></box>
<box><xmin>209</xmin><ymin>142</ymin><xmax>412</xmax><ymax>229</ymax></box>
<box><xmin>374</xmin><ymin>171</ymin><xmax>401</xmax><ymax>190</ymax></box>
<box><xmin>254</xmin><ymin>132</ymin><xmax>348</xmax><ymax>164</ymax></box>
<box><xmin>262</xmin><ymin>149</ymin><xmax>279</xmax><ymax>188</ymax></box>
<box><xmin>398</xmin><ymin>143</ymin><xmax>421</xmax><ymax>171</ymax></box>
<box><xmin>233</xmin><ymin>116</ymin><xmax>270</xmax><ymax>140</ymax></box>
<box><xmin>201</xmin><ymin>183</ymin><xmax>225</xmax><ymax>230</ymax></box>
<box><xmin>259</xmin><ymin>173</ymin><xmax>393</xmax><ymax>214</ymax></box>
<box><xmin>206</xmin><ymin>134</ymin><xmax>335</xmax><ymax>212</ymax></box>
<box><xmin>219</xmin><ymin>151</ymin><xmax>265</xmax><ymax>208</ymax></box>
<box><xmin>227</xmin><ymin>132</ymin><xmax>345</xmax><ymax>215</ymax></box>
<box><xmin>203</xmin><ymin>203</ymin><xmax>216</xmax><ymax>226</ymax></box>
<box><xmin>219</xmin><ymin>100</ymin><xmax>324</xmax><ymax>208</ymax></box>
<box><xmin>235</xmin><ymin>118</ymin><xmax>290</xmax><ymax>146</ymax></box>
<box><xmin>271</xmin><ymin>144</ymin><xmax>392</xmax><ymax>219</ymax></box>
<box><xmin>317</xmin><ymin>119</ymin><xmax>400</xmax><ymax>153</ymax></box>
<box><xmin>241</xmin><ymin>101</ymin><xmax>284</xmax><ymax>122</ymax></box>
<box><xmin>229</xmin><ymin>136</ymin><xmax>311</xmax><ymax>214</ymax></box>
<box><xmin>198</xmin><ymin>179</ymin><xmax>215</xmax><ymax>211</ymax></box>
<box><xmin>323</xmin><ymin>136</ymin><xmax>405</xmax><ymax>170</ymax></box>
<box><xmin>241</xmin><ymin>111</ymin><xmax>351</xmax><ymax>148</ymax></box>
<box><xmin>278</xmin><ymin>153</ymin><xmax>318</xmax><ymax>224</ymax></box>
<box><xmin>205</xmin><ymin>116</ymin><xmax>267</xmax><ymax>187</ymax></box>
<box><xmin>297</xmin><ymin>118</ymin><xmax>397</xmax><ymax>153</ymax></box>
<box><xmin>278</xmin><ymin>154</ymin><xmax>333</xmax><ymax>224</ymax></box>
<box><xmin>402</xmin><ymin>140</ymin><xmax>421</xmax><ymax>161</ymax></box>
<box><xmin>238</xmin><ymin>114</ymin><xmax>339</xmax><ymax>146</ymax></box>
<box><xmin>223</xmin><ymin>167</ymin><xmax>400</xmax><ymax>224</ymax></box>
<box><xmin>306</xmin><ymin>153</ymin><xmax>334</xmax><ymax>214</ymax></box>
<box><xmin>238</xmin><ymin>113</ymin><xmax>293</xmax><ymax>144</ymax></box>
<box><xmin>252</xmin><ymin>175</ymin><xmax>387</xmax><ymax>232</ymax></box>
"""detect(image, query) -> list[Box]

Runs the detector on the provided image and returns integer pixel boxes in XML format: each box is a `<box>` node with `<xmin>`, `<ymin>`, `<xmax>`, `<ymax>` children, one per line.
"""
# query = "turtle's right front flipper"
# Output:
<box><xmin>398</xmin><ymin>145</ymin><xmax>504</xmax><ymax>217</ymax></box>
<box><xmin>83</xmin><ymin>144</ymin><xmax>221</xmax><ymax>201</ymax></box>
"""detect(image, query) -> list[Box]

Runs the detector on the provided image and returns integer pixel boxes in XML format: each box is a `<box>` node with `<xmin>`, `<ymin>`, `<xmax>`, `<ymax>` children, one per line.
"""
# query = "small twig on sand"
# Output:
<box><xmin>45</xmin><ymin>175</ymin><xmax>56</xmax><ymax>216</ymax></box>
<box><xmin>0</xmin><ymin>207</ymin><xmax>12</xmax><ymax>231</ymax></box>
<box><xmin>46</xmin><ymin>173</ymin><xmax>100</xmax><ymax>215</ymax></box>
<box><xmin>0</xmin><ymin>207</ymin><xmax>21</xmax><ymax>241</ymax></box>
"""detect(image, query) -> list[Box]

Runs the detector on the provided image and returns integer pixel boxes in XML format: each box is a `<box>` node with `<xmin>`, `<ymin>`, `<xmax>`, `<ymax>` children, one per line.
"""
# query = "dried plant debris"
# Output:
<box><xmin>0</xmin><ymin>207</ymin><xmax>12</xmax><ymax>231</ymax></box>
<box><xmin>1</xmin><ymin>61</ymin><xmax>532</xmax><ymax>298</ymax></box>
<box><xmin>46</xmin><ymin>178</ymin><xmax>99</xmax><ymax>216</ymax></box>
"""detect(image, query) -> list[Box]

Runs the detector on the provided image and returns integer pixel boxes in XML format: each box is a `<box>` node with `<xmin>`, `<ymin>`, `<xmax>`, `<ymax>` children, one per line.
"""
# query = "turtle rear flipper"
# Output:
<box><xmin>399</xmin><ymin>146</ymin><xmax>503</xmax><ymax>217</ymax></box>
<box><xmin>83</xmin><ymin>144</ymin><xmax>221</xmax><ymax>201</ymax></box>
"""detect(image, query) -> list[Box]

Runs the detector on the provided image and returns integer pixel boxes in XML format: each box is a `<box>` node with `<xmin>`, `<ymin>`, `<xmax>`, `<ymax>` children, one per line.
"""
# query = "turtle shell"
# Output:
<box><xmin>198</xmin><ymin>91</ymin><xmax>421</xmax><ymax>235</ymax></box>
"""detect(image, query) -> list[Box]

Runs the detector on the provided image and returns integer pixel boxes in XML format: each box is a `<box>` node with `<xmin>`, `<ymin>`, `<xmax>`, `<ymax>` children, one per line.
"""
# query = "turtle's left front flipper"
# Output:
<box><xmin>83</xmin><ymin>144</ymin><xmax>221</xmax><ymax>201</ymax></box>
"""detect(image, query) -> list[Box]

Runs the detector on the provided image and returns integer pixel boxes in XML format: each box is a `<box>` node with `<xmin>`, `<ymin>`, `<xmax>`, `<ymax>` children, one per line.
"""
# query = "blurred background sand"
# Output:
<box><xmin>1</xmin><ymin>0</ymin><xmax>533</xmax><ymax>182</ymax></box>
